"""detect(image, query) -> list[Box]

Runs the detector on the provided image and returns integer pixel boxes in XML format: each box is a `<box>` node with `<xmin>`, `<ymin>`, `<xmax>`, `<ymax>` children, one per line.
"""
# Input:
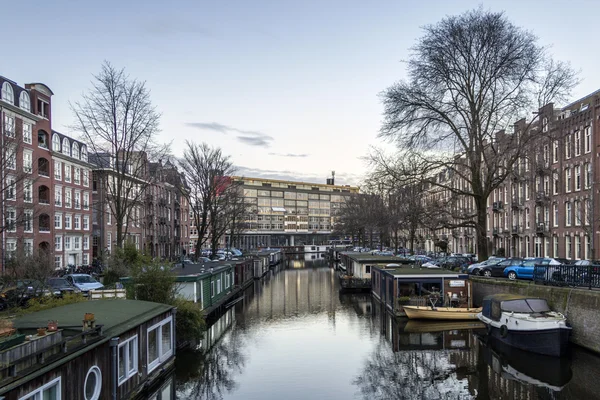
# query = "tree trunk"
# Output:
<box><xmin>476</xmin><ymin>197</ymin><xmax>489</xmax><ymax>261</ymax></box>
<box><xmin>116</xmin><ymin>223</ymin><xmax>123</xmax><ymax>249</ymax></box>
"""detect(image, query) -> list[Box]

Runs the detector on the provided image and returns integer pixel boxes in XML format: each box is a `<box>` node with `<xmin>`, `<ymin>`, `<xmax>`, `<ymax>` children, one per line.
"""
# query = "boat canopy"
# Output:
<box><xmin>481</xmin><ymin>294</ymin><xmax>551</xmax><ymax>321</ymax></box>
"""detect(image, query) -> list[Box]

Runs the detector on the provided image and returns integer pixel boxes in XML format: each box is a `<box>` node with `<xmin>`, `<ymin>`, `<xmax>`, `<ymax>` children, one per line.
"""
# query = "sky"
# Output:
<box><xmin>2</xmin><ymin>0</ymin><xmax>599</xmax><ymax>186</ymax></box>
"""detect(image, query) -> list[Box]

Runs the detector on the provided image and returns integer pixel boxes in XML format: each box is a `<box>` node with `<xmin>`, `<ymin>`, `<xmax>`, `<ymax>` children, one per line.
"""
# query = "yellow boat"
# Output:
<box><xmin>402</xmin><ymin>305</ymin><xmax>482</xmax><ymax>320</ymax></box>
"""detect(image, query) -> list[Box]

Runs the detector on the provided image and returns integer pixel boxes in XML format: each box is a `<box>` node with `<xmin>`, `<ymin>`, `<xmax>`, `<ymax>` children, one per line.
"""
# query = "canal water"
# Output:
<box><xmin>173</xmin><ymin>256</ymin><xmax>600</xmax><ymax>400</ymax></box>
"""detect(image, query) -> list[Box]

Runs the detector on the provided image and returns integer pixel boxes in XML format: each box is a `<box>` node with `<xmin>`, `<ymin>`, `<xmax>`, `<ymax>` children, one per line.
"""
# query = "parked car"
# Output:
<box><xmin>467</xmin><ymin>257</ymin><xmax>506</xmax><ymax>275</ymax></box>
<box><xmin>64</xmin><ymin>274</ymin><xmax>104</xmax><ymax>295</ymax></box>
<box><xmin>504</xmin><ymin>258</ymin><xmax>544</xmax><ymax>280</ymax></box>
<box><xmin>0</xmin><ymin>280</ymin><xmax>48</xmax><ymax>309</ymax></box>
<box><xmin>174</xmin><ymin>259</ymin><xmax>194</xmax><ymax>268</ymax></box>
<box><xmin>46</xmin><ymin>277</ymin><xmax>80</xmax><ymax>296</ymax></box>
<box><xmin>479</xmin><ymin>258</ymin><xmax>523</xmax><ymax>277</ymax></box>
<box><xmin>439</xmin><ymin>256</ymin><xmax>471</xmax><ymax>270</ymax></box>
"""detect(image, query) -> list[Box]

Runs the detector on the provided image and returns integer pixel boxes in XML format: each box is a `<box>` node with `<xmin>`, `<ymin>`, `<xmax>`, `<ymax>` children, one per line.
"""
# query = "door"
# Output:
<box><xmin>68</xmin><ymin>254</ymin><xmax>76</xmax><ymax>266</ymax></box>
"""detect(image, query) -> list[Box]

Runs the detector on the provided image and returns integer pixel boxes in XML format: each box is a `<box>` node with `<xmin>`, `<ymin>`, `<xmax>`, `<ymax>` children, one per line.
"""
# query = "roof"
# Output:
<box><xmin>13</xmin><ymin>299</ymin><xmax>173</xmax><ymax>337</ymax></box>
<box><xmin>379</xmin><ymin>266</ymin><xmax>467</xmax><ymax>277</ymax></box>
<box><xmin>342</xmin><ymin>252</ymin><xmax>404</xmax><ymax>263</ymax></box>
<box><xmin>171</xmin><ymin>262</ymin><xmax>234</xmax><ymax>278</ymax></box>
<box><xmin>482</xmin><ymin>294</ymin><xmax>531</xmax><ymax>302</ymax></box>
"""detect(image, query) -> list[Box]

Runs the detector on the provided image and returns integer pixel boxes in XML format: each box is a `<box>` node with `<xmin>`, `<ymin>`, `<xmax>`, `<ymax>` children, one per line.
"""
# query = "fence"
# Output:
<box><xmin>89</xmin><ymin>289</ymin><xmax>127</xmax><ymax>300</ymax></box>
<box><xmin>533</xmin><ymin>264</ymin><xmax>600</xmax><ymax>290</ymax></box>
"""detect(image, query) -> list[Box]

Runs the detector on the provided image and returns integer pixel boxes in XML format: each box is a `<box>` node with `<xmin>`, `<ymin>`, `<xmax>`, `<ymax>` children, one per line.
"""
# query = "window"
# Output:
<box><xmin>62</xmin><ymin>138</ymin><xmax>70</xmax><ymax>156</ymax></box>
<box><xmin>565</xmin><ymin>202</ymin><xmax>572</xmax><ymax>226</ymax></box>
<box><xmin>565</xmin><ymin>168</ymin><xmax>571</xmax><ymax>192</ymax></box>
<box><xmin>83</xmin><ymin>235</ymin><xmax>89</xmax><ymax>250</ymax></box>
<box><xmin>118</xmin><ymin>336</ymin><xmax>138</xmax><ymax>385</ymax></box>
<box><xmin>4</xmin><ymin>114</ymin><xmax>15</xmax><ymax>137</ymax></box>
<box><xmin>74</xmin><ymin>215</ymin><xmax>81</xmax><ymax>230</ymax></box>
<box><xmin>147</xmin><ymin>317</ymin><xmax>173</xmax><ymax>373</ymax></box>
<box><xmin>24</xmin><ymin>210</ymin><xmax>33</xmax><ymax>233</ymax></box>
<box><xmin>54</xmin><ymin>160</ymin><xmax>62</xmax><ymax>180</ymax></box>
<box><xmin>107</xmin><ymin>204</ymin><xmax>112</xmax><ymax>225</ymax></box>
<box><xmin>585</xmin><ymin>163</ymin><xmax>592</xmax><ymax>189</ymax></box>
<box><xmin>21</xmin><ymin>239</ymin><xmax>31</xmax><ymax>256</ymax></box>
<box><xmin>74</xmin><ymin>237</ymin><xmax>80</xmax><ymax>250</ymax></box>
<box><xmin>6</xmin><ymin>208</ymin><xmax>16</xmax><ymax>232</ymax></box>
<box><xmin>525</xmin><ymin>208</ymin><xmax>530</xmax><ymax>228</ymax></box>
<box><xmin>83</xmin><ymin>170</ymin><xmax>89</xmax><ymax>186</ymax></box>
<box><xmin>84</xmin><ymin>216</ymin><xmax>89</xmax><ymax>230</ymax></box>
<box><xmin>211</xmin><ymin>281</ymin><xmax>214</xmax><ymax>297</ymax></box>
<box><xmin>5</xmin><ymin>239</ymin><xmax>16</xmax><ymax>259</ymax></box>
<box><xmin>19</xmin><ymin>376</ymin><xmax>61</xmax><ymax>400</ymax></box>
<box><xmin>74</xmin><ymin>167</ymin><xmax>80</xmax><ymax>184</ymax></box>
<box><xmin>585</xmin><ymin>235</ymin><xmax>591</xmax><ymax>259</ymax></box>
<box><xmin>83</xmin><ymin>253</ymin><xmax>89</xmax><ymax>265</ymax></box>
<box><xmin>7</xmin><ymin>145</ymin><xmax>16</xmax><ymax>169</ymax></box>
<box><xmin>55</xmin><ymin>187</ymin><xmax>62</xmax><ymax>207</ymax></box>
<box><xmin>38</xmin><ymin>130</ymin><xmax>49</xmax><ymax>149</ymax></box>
<box><xmin>75</xmin><ymin>191</ymin><xmax>81</xmax><ymax>209</ymax></box>
<box><xmin>575</xmin><ymin>165</ymin><xmax>581</xmax><ymax>191</ymax></box>
<box><xmin>575</xmin><ymin>201</ymin><xmax>582</xmax><ymax>226</ymax></box>
<box><xmin>107</xmin><ymin>232</ymin><xmax>112</xmax><ymax>253</ymax></box>
<box><xmin>585</xmin><ymin>126</ymin><xmax>592</xmax><ymax>154</ymax></box>
<box><xmin>81</xmin><ymin>146</ymin><xmax>88</xmax><ymax>162</ymax></box>
<box><xmin>52</xmin><ymin>134</ymin><xmax>61</xmax><ymax>151</ymax></box>
<box><xmin>553</xmin><ymin>172</ymin><xmax>559</xmax><ymax>195</ymax></box>
<box><xmin>55</xmin><ymin>256</ymin><xmax>62</xmax><ymax>269</ymax></box>
<box><xmin>84</xmin><ymin>366</ymin><xmax>102</xmax><ymax>400</ymax></box>
<box><xmin>72</xmin><ymin>143</ymin><xmax>80</xmax><ymax>160</ymax></box>
<box><xmin>565</xmin><ymin>135</ymin><xmax>572</xmax><ymax>159</ymax></box>
<box><xmin>23</xmin><ymin>151</ymin><xmax>32</xmax><ymax>173</ymax></box>
<box><xmin>65</xmin><ymin>189</ymin><xmax>72</xmax><ymax>208</ymax></box>
<box><xmin>553</xmin><ymin>204</ymin><xmax>558</xmax><ymax>227</ymax></box>
<box><xmin>55</xmin><ymin>236</ymin><xmax>62</xmax><ymax>251</ymax></box>
<box><xmin>65</xmin><ymin>165</ymin><xmax>71</xmax><ymax>183</ymax></box>
<box><xmin>65</xmin><ymin>215</ymin><xmax>72</xmax><ymax>229</ymax></box>
<box><xmin>64</xmin><ymin>236</ymin><xmax>71</xmax><ymax>250</ymax></box>
<box><xmin>554</xmin><ymin>236</ymin><xmax>559</xmax><ymax>258</ymax></box>
<box><xmin>6</xmin><ymin>176</ymin><xmax>16</xmax><ymax>200</ymax></box>
<box><xmin>1</xmin><ymin>82</ymin><xmax>14</xmax><ymax>104</ymax></box>
<box><xmin>55</xmin><ymin>213</ymin><xmax>62</xmax><ymax>229</ymax></box>
<box><xmin>81</xmin><ymin>192</ymin><xmax>89</xmax><ymax>210</ymax></box>
<box><xmin>23</xmin><ymin>122</ymin><xmax>32</xmax><ymax>144</ymax></box>
<box><xmin>575</xmin><ymin>235</ymin><xmax>581</xmax><ymax>259</ymax></box>
<box><xmin>566</xmin><ymin>236</ymin><xmax>572</xmax><ymax>259</ymax></box>
<box><xmin>19</xmin><ymin>90</ymin><xmax>31</xmax><ymax>112</ymax></box>
<box><xmin>574</xmin><ymin>131</ymin><xmax>581</xmax><ymax>156</ymax></box>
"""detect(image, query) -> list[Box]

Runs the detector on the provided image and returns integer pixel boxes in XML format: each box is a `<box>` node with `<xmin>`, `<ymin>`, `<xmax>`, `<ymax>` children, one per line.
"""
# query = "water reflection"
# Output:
<box><xmin>173</xmin><ymin>260</ymin><xmax>600</xmax><ymax>400</ymax></box>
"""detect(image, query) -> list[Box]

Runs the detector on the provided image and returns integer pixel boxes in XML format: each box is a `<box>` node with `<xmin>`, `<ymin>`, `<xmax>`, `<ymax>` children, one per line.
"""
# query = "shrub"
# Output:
<box><xmin>127</xmin><ymin>262</ymin><xmax>176</xmax><ymax>304</ymax></box>
<box><xmin>172</xmin><ymin>298</ymin><xmax>205</xmax><ymax>344</ymax></box>
<box><xmin>18</xmin><ymin>293</ymin><xmax>87</xmax><ymax>315</ymax></box>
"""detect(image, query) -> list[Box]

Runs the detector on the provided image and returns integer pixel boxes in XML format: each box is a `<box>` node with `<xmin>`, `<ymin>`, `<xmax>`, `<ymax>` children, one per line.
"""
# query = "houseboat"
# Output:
<box><xmin>371</xmin><ymin>265</ymin><xmax>471</xmax><ymax>317</ymax></box>
<box><xmin>338</xmin><ymin>252</ymin><xmax>409</xmax><ymax>292</ymax></box>
<box><xmin>0</xmin><ymin>299</ymin><xmax>175</xmax><ymax>400</ymax></box>
<box><xmin>477</xmin><ymin>294</ymin><xmax>571</xmax><ymax>357</ymax></box>
<box><xmin>303</xmin><ymin>245</ymin><xmax>330</xmax><ymax>253</ymax></box>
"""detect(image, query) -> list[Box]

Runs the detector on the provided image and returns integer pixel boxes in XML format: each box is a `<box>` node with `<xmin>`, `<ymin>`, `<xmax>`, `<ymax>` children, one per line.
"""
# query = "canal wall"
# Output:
<box><xmin>471</xmin><ymin>277</ymin><xmax>600</xmax><ymax>354</ymax></box>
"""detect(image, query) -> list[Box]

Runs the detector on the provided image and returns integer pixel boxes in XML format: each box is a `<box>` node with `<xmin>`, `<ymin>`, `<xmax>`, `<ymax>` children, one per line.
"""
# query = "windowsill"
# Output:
<box><xmin>39</xmin><ymin>229</ymin><xmax>51</xmax><ymax>233</ymax></box>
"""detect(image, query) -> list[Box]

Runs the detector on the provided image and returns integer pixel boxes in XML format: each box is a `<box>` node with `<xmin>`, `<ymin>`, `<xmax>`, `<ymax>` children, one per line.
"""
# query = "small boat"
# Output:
<box><xmin>403</xmin><ymin>319</ymin><xmax>485</xmax><ymax>333</ymax></box>
<box><xmin>477</xmin><ymin>294</ymin><xmax>571</xmax><ymax>357</ymax></box>
<box><xmin>402</xmin><ymin>305</ymin><xmax>482</xmax><ymax>320</ymax></box>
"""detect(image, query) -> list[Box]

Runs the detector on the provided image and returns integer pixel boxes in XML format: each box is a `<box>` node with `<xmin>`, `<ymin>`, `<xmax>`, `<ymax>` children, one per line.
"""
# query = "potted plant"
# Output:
<box><xmin>47</xmin><ymin>321</ymin><xmax>58</xmax><ymax>332</ymax></box>
<box><xmin>37</xmin><ymin>327</ymin><xmax>47</xmax><ymax>336</ymax></box>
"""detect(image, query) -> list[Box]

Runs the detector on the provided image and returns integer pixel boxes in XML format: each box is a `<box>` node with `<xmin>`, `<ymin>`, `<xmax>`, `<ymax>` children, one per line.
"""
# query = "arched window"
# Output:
<box><xmin>19</xmin><ymin>91</ymin><xmax>30</xmax><ymax>112</ymax></box>
<box><xmin>72</xmin><ymin>142</ymin><xmax>80</xmax><ymax>160</ymax></box>
<box><xmin>53</xmin><ymin>134</ymin><xmax>61</xmax><ymax>151</ymax></box>
<box><xmin>81</xmin><ymin>146</ymin><xmax>88</xmax><ymax>162</ymax></box>
<box><xmin>1</xmin><ymin>82</ymin><xmax>14</xmax><ymax>104</ymax></box>
<box><xmin>62</xmin><ymin>138</ymin><xmax>70</xmax><ymax>156</ymax></box>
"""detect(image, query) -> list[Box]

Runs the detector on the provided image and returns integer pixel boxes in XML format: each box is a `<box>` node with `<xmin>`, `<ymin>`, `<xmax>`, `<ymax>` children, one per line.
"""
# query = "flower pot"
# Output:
<box><xmin>47</xmin><ymin>321</ymin><xmax>58</xmax><ymax>332</ymax></box>
<box><xmin>84</xmin><ymin>313</ymin><xmax>95</xmax><ymax>321</ymax></box>
<box><xmin>37</xmin><ymin>328</ymin><xmax>47</xmax><ymax>336</ymax></box>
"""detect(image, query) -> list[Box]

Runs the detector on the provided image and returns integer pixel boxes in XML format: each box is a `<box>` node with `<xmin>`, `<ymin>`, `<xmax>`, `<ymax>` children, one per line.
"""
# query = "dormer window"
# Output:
<box><xmin>52</xmin><ymin>134</ymin><xmax>61</xmax><ymax>151</ymax></box>
<box><xmin>19</xmin><ymin>91</ymin><xmax>30</xmax><ymax>112</ymax></box>
<box><xmin>81</xmin><ymin>146</ymin><xmax>88</xmax><ymax>162</ymax></box>
<box><xmin>62</xmin><ymin>138</ymin><xmax>70</xmax><ymax>156</ymax></box>
<box><xmin>1</xmin><ymin>82</ymin><xmax>14</xmax><ymax>104</ymax></box>
<box><xmin>37</xmin><ymin>99</ymin><xmax>49</xmax><ymax>119</ymax></box>
<box><xmin>38</xmin><ymin>130</ymin><xmax>49</xmax><ymax>149</ymax></box>
<box><xmin>72</xmin><ymin>142</ymin><xmax>80</xmax><ymax>159</ymax></box>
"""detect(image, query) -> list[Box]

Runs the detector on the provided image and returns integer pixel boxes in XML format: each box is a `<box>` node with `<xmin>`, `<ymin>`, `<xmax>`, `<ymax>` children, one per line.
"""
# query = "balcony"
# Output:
<box><xmin>492</xmin><ymin>202</ymin><xmax>504</xmax><ymax>212</ymax></box>
<box><xmin>452</xmin><ymin>230</ymin><xmax>459</xmax><ymax>238</ymax></box>
<box><xmin>536</xmin><ymin>223</ymin><xmax>550</xmax><ymax>236</ymax></box>
<box><xmin>535</xmin><ymin>191</ymin><xmax>550</xmax><ymax>204</ymax></box>
<box><xmin>492</xmin><ymin>228</ymin><xmax>500</xmax><ymax>236</ymax></box>
<box><xmin>535</xmin><ymin>161</ymin><xmax>550</xmax><ymax>175</ymax></box>
<box><xmin>511</xmin><ymin>225</ymin><xmax>523</xmax><ymax>236</ymax></box>
<box><xmin>511</xmin><ymin>198</ymin><xmax>523</xmax><ymax>210</ymax></box>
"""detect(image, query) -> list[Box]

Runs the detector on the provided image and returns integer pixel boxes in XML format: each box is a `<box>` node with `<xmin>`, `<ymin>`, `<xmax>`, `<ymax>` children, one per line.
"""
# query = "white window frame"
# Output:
<box><xmin>83</xmin><ymin>253</ymin><xmax>89</xmax><ymax>265</ymax></box>
<box><xmin>55</xmin><ymin>213</ymin><xmax>62</xmax><ymax>229</ymax></box>
<box><xmin>83</xmin><ymin>235</ymin><xmax>89</xmax><ymax>250</ymax></box>
<box><xmin>64</xmin><ymin>236</ymin><xmax>71</xmax><ymax>250</ymax></box>
<box><xmin>24</xmin><ymin>179</ymin><xmax>32</xmax><ymax>203</ymax></box>
<box><xmin>74</xmin><ymin>167</ymin><xmax>81</xmax><ymax>184</ymax></box>
<box><xmin>83</xmin><ymin>215</ymin><xmax>89</xmax><ymax>230</ymax></box>
<box><xmin>4</xmin><ymin>114</ymin><xmax>15</xmax><ymax>137</ymax></box>
<box><xmin>6</xmin><ymin>175</ymin><xmax>16</xmax><ymax>200</ymax></box>
<box><xmin>65</xmin><ymin>164</ymin><xmax>72</xmax><ymax>183</ymax></box>
<box><xmin>23</xmin><ymin>150</ymin><xmax>32</xmax><ymax>173</ymax></box>
<box><xmin>574</xmin><ymin>130</ymin><xmax>581</xmax><ymax>157</ymax></box>
<box><xmin>65</xmin><ymin>214</ymin><xmax>72</xmax><ymax>230</ymax></box>
<box><xmin>23</xmin><ymin>122</ymin><xmax>32</xmax><ymax>144</ymax></box>
<box><xmin>18</xmin><ymin>376</ymin><xmax>61</xmax><ymax>400</ymax></box>
<box><xmin>118</xmin><ymin>335</ymin><xmax>139</xmax><ymax>386</ymax></box>
<box><xmin>54</xmin><ymin>160</ymin><xmax>62</xmax><ymax>180</ymax></box>
<box><xmin>84</xmin><ymin>366</ymin><xmax>102</xmax><ymax>400</ymax></box>
<box><xmin>74</xmin><ymin>215</ymin><xmax>81</xmax><ymax>230</ymax></box>
<box><xmin>147</xmin><ymin>316</ymin><xmax>174</xmax><ymax>373</ymax></box>
<box><xmin>24</xmin><ymin>209</ymin><xmax>33</xmax><ymax>233</ymax></box>
<box><xmin>83</xmin><ymin>192</ymin><xmax>90</xmax><ymax>210</ymax></box>
<box><xmin>74</xmin><ymin>236</ymin><xmax>81</xmax><ymax>250</ymax></box>
<box><xmin>55</xmin><ymin>236</ymin><xmax>62</xmax><ymax>251</ymax></box>
<box><xmin>585</xmin><ymin>126</ymin><xmax>592</xmax><ymax>154</ymax></box>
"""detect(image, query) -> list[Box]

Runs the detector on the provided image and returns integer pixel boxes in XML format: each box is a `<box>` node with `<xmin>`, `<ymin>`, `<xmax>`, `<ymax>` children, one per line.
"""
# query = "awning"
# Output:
<box><xmin>272</xmin><ymin>207</ymin><xmax>286</xmax><ymax>212</ymax></box>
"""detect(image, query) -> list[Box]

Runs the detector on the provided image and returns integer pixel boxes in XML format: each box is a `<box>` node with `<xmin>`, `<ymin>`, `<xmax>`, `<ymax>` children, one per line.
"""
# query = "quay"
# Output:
<box><xmin>0</xmin><ymin>299</ymin><xmax>175</xmax><ymax>400</ymax></box>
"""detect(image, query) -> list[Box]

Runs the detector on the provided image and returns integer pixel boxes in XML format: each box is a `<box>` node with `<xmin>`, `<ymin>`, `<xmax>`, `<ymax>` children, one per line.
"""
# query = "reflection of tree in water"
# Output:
<box><xmin>175</xmin><ymin>329</ymin><xmax>247</xmax><ymax>400</ymax></box>
<box><xmin>354</xmin><ymin>341</ymin><xmax>473</xmax><ymax>400</ymax></box>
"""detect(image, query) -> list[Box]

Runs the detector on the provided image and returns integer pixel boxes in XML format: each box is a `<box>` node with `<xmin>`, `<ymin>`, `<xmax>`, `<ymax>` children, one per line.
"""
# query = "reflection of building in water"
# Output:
<box><xmin>239</xmin><ymin>268</ymin><xmax>337</xmax><ymax>320</ymax></box>
<box><xmin>200</xmin><ymin>308</ymin><xmax>235</xmax><ymax>353</ymax></box>
<box><xmin>147</xmin><ymin>373</ymin><xmax>175</xmax><ymax>400</ymax></box>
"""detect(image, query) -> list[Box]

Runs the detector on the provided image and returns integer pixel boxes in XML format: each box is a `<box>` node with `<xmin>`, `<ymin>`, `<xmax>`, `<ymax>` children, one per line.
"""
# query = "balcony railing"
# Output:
<box><xmin>511</xmin><ymin>225</ymin><xmax>523</xmax><ymax>235</ymax></box>
<box><xmin>535</xmin><ymin>191</ymin><xmax>550</xmax><ymax>203</ymax></box>
<box><xmin>535</xmin><ymin>222</ymin><xmax>550</xmax><ymax>235</ymax></box>
<box><xmin>511</xmin><ymin>198</ymin><xmax>523</xmax><ymax>209</ymax></box>
<box><xmin>492</xmin><ymin>202</ymin><xmax>504</xmax><ymax>212</ymax></box>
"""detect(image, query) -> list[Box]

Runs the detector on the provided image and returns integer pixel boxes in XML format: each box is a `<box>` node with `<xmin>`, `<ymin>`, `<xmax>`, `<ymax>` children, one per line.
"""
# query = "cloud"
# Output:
<box><xmin>268</xmin><ymin>152</ymin><xmax>309</xmax><ymax>158</ymax></box>
<box><xmin>235</xmin><ymin>166</ymin><xmax>363</xmax><ymax>187</ymax></box>
<box><xmin>186</xmin><ymin>121</ymin><xmax>274</xmax><ymax>147</ymax></box>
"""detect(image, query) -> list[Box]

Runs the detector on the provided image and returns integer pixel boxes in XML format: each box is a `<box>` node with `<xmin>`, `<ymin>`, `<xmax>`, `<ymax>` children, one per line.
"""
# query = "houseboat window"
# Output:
<box><xmin>502</xmin><ymin>299</ymin><xmax>550</xmax><ymax>313</ymax></box>
<box><xmin>19</xmin><ymin>376</ymin><xmax>61</xmax><ymax>400</ymax></box>
<box><xmin>118</xmin><ymin>336</ymin><xmax>138</xmax><ymax>385</ymax></box>
<box><xmin>84</xmin><ymin>366</ymin><xmax>102</xmax><ymax>400</ymax></box>
<box><xmin>217</xmin><ymin>278</ymin><xmax>222</xmax><ymax>294</ymax></box>
<box><xmin>147</xmin><ymin>316</ymin><xmax>174</xmax><ymax>373</ymax></box>
<box><xmin>365</xmin><ymin>265</ymin><xmax>371</xmax><ymax>274</ymax></box>
<box><xmin>211</xmin><ymin>281</ymin><xmax>215</xmax><ymax>297</ymax></box>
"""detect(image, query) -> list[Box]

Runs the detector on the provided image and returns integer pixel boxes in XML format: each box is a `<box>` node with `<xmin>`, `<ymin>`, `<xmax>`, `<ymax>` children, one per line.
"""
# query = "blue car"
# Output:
<box><xmin>504</xmin><ymin>258</ymin><xmax>560</xmax><ymax>280</ymax></box>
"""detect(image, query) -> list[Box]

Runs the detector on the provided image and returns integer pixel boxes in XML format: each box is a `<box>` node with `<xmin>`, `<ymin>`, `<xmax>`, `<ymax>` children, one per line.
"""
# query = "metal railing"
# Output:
<box><xmin>533</xmin><ymin>264</ymin><xmax>600</xmax><ymax>289</ymax></box>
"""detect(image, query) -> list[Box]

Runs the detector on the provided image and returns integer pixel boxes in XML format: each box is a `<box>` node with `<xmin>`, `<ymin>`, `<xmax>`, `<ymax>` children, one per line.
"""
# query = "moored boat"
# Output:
<box><xmin>402</xmin><ymin>305</ymin><xmax>482</xmax><ymax>320</ymax></box>
<box><xmin>403</xmin><ymin>319</ymin><xmax>485</xmax><ymax>333</ymax></box>
<box><xmin>477</xmin><ymin>294</ymin><xmax>571</xmax><ymax>357</ymax></box>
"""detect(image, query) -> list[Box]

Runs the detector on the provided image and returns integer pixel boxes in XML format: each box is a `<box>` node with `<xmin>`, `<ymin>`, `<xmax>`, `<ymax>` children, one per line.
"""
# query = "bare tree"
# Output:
<box><xmin>70</xmin><ymin>62</ymin><xmax>167</xmax><ymax>247</ymax></box>
<box><xmin>225</xmin><ymin>181</ymin><xmax>252</xmax><ymax>251</ymax></box>
<box><xmin>379</xmin><ymin>8</ymin><xmax>578</xmax><ymax>260</ymax></box>
<box><xmin>179</xmin><ymin>142</ymin><xmax>235</xmax><ymax>259</ymax></box>
<box><xmin>335</xmin><ymin>193</ymin><xmax>386</xmax><ymax>249</ymax></box>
